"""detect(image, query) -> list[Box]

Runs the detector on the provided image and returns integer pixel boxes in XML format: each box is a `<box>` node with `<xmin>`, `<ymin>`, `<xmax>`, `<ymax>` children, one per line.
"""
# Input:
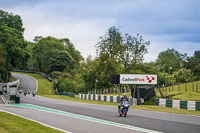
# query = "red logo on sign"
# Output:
<box><xmin>146</xmin><ymin>76</ymin><xmax>155</xmax><ymax>83</ymax></box>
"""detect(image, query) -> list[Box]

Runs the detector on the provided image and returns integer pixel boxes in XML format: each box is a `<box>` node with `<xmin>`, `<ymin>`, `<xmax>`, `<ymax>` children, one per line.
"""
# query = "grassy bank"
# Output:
<box><xmin>155</xmin><ymin>89</ymin><xmax>200</xmax><ymax>101</ymax></box>
<box><xmin>0</xmin><ymin>112</ymin><xmax>63</xmax><ymax>133</ymax></box>
<box><xmin>15</xmin><ymin>72</ymin><xmax>200</xmax><ymax>116</ymax></box>
<box><xmin>155</xmin><ymin>81</ymin><xmax>200</xmax><ymax>101</ymax></box>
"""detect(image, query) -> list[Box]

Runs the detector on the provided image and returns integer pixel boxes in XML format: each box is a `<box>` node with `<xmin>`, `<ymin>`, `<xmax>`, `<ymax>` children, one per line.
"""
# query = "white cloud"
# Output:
<box><xmin>2</xmin><ymin>3</ymin><xmax>116</xmax><ymax>58</ymax></box>
<box><xmin>1</xmin><ymin>0</ymin><xmax>200</xmax><ymax>61</ymax></box>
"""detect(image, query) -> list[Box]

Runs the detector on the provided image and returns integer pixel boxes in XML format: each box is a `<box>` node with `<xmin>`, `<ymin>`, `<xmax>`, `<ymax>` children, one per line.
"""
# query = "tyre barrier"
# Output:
<box><xmin>79</xmin><ymin>93</ymin><xmax>137</xmax><ymax>105</ymax></box>
<box><xmin>156</xmin><ymin>98</ymin><xmax>200</xmax><ymax>111</ymax></box>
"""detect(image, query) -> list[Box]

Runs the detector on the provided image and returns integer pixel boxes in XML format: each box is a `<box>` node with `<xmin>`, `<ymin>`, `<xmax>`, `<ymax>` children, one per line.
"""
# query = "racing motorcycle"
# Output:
<box><xmin>119</xmin><ymin>101</ymin><xmax>130</xmax><ymax>117</ymax></box>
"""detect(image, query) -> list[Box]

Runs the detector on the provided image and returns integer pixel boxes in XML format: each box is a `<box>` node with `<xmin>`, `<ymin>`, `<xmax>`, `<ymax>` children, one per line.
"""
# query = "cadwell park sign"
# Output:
<box><xmin>120</xmin><ymin>74</ymin><xmax>157</xmax><ymax>85</ymax></box>
<box><xmin>110</xmin><ymin>74</ymin><xmax>157</xmax><ymax>105</ymax></box>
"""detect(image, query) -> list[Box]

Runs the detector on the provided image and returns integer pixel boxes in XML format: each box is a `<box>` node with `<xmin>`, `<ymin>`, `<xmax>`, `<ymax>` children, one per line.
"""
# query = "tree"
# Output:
<box><xmin>186</xmin><ymin>50</ymin><xmax>200</xmax><ymax>79</ymax></box>
<box><xmin>49</xmin><ymin>51</ymin><xmax>74</xmax><ymax>73</ymax></box>
<box><xmin>82</xmin><ymin>56</ymin><xmax>99</xmax><ymax>91</ymax></box>
<box><xmin>61</xmin><ymin>38</ymin><xmax>83</xmax><ymax>68</ymax></box>
<box><xmin>0</xmin><ymin>23</ymin><xmax>29</xmax><ymax>71</ymax></box>
<box><xmin>0</xmin><ymin>45</ymin><xmax>6</xmax><ymax>82</ymax></box>
<box><xmin>95</xmin><ymin>27</ymin><xmax>125</xmax><ymax>89</ymax></box>
<box><xmin>32</xmin><ymin>36</ymin><xmax>64</xmax><ymax>73</ymax></box>
<box><xmin>32</xmin><ymin>36</ymin><xmax>83</xmax><ymax>74</ymax></box>
<box><xmin>120</xmin><ymin>33</ymin><xmax>150</xmax><ymax>71</ymax></box>
<box><xmin>156</xmin><ymin>48</ymin><xmax>186</xmax><ymax>73</ymax></box>
<box><xmin>96</xmin><ymin>26</ymin><xmax>123</xmax><ymax>60</ymax></box>
<box><xmin>172</xmin><ymin>68</ymin><xmax>194</xmax><ymax>83</ymax></box>
<box><xmin>0</xmin><ymin>10</ymin><xmax>24</xmax><ymax>34</ymax></box>
<box><xmin>0</xmin><ymin>45</ymin><xmax>5</xmax><ymax>71</ymax></box>
<box><xmin>0</xmin><ymin>10</ymin><xmax>29</xmax><ymax>81</ymax></box>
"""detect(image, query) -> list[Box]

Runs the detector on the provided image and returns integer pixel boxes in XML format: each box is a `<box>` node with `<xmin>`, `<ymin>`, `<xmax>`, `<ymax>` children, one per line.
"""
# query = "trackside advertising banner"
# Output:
<box><xmin>120</xmin><ymin>74</ymin><xmax>157</xmax><ymax>85</ymax></box>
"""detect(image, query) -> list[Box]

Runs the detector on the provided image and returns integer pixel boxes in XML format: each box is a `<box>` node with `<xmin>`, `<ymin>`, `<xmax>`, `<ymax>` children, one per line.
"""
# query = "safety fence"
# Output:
<box><xmin>156</xmin><ymin>98</ymin><xmax>200</xmax><ymax>111</ymax></box>
<box><xmin>79</xmin><ymin>93</ymin><xmax>137</xmax><ymax>105</ymax></box>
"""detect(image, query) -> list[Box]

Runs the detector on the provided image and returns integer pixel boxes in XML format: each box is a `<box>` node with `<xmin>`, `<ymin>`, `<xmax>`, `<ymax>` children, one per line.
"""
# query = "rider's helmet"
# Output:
<box><xmin>123</xmin><ymin>93</ymin><xmax>127</xmax><ymax>98</ymax></box>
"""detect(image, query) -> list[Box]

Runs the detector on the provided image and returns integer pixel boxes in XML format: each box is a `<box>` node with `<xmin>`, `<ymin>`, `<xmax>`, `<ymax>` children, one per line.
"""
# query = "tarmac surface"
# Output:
<box><xmin>0</xmin><ymin>73</ymin><xmax>199</xmax><ymax>133</ymax></box>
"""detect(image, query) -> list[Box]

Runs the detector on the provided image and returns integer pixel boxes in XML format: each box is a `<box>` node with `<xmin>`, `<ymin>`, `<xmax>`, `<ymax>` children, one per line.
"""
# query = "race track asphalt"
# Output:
<box><xmin>1</xmin><ymin>73</ymin><xmax>200</xmax><ymax>133</ymax></box>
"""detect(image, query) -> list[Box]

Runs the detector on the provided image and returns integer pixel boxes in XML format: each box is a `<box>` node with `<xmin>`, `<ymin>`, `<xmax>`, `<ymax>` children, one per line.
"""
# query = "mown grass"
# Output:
<box><xmin>155</xmin><ymin>81</ymin><xmax>200</xmax><ymax>101</ymax></box>
<box><xmin>16</xmin><ymin>72</ymin><xmax>200</xmax><ymax>116</ymax></box>
<box><xmin>0</xmin><ymin>112</ymin><xmax>63</xmax><ymax>133</ymax></box>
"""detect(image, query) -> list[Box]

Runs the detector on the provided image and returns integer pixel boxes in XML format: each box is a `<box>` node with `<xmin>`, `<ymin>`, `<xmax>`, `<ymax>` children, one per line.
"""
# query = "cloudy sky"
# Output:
<box><xmin>1</xmin><ymin>0</ymin><xmax>200</xmax><ymax>61</ymax></box>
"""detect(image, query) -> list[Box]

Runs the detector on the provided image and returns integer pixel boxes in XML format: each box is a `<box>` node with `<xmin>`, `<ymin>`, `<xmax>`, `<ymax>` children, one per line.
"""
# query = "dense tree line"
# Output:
<box><xmin>0</xmin><ymin>10</ymin><xmax>29</xmax><ymax>82</ymax></box>
<box><xmin>1</xmin><ymin>10</ymin><xmax>200</xmax><ymax>93</ymax></box>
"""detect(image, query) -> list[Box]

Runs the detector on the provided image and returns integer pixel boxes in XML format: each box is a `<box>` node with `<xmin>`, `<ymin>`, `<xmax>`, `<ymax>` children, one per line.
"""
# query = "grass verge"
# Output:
<box><xmin>156</xmin><ymin>90</ymin><xmax>200</xmax><ymax>101</ymax></box>
<box><xmin>155</xmin><ymin>81</ymin><xmax>200</xmax><ymax>101</ymax></box>
<box><xmin>15</xmin><ymin>72</ymin><xmax>200</xmax><ymax>116</ymax></box>
<box><xmin>0</xmin><ymin>112</ymin><xmax>63</xmax><ymax>133</ymax></box>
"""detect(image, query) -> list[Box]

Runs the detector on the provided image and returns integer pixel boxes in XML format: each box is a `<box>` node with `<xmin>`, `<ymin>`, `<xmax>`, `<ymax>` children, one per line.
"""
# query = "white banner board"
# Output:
<box><xmin>120</xmin><ymin>74</ymin><xmax>157</xmax><ymax>85</ymax></box>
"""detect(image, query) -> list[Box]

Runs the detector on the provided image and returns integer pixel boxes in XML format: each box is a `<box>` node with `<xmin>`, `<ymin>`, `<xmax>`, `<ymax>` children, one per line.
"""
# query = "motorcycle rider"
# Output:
<box><xmin>24</xmin><ymin>89</ymin><xmax>27</xmax><ymax>96</ymax></box>
<box><xmin>32</xmin><ymin>91</ymin><xmax>36</xmax><ymax>97</ymax></box>
<box><xmin>118</xmin><ymin>93</ymin><xmax>129</xmax><ymax>113</ymax></box>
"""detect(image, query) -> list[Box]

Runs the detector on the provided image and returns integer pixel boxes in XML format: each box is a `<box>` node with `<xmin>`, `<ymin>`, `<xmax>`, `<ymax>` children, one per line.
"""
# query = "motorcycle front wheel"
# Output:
<box><xmin>124</xmin><ymin>109</ymin><xmax>128</xmax><ymax>117</ymax></box>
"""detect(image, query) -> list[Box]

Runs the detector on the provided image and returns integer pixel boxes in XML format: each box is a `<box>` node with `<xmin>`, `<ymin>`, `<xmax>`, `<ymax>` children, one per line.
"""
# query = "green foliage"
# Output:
<box><xmin>0</xmin><ymin>10</ymin><xmax>29</xmax><ymax>82</ymax></box>
<box><xmin>172</xmin><ymin>68</ymin><xmax>194</xmax><ymax>83</ymax></box>
<box><xmin>93</xmin><ymin>27</ymin><xmax>150</xmax><ymax>90</ymax></box>
<box><xmin>157</xmin><ymin>72</ymin><xmax>169</xmax><ymax>85</ymax></box>
<box><xmin>120</xmin><ymin>33</ymin><xmax>150</xmax><ymax>70</ymax></box>
<box><xmin>186</xmin><ymin>50</ymin><xmax>200</xmax><ymax>79</ymax></box>
<box><xmin>142</xmin><ymin>96</ymin><xmax>156</xmax><ymax>105</ymax></box>
<box><xmin>0</xmin><ymin>45</ymin><xmax>6</xmax><ymax>71</ymax></box>
<box><xmin>156</xmin><ymin>48</ymin><xmax>186</xmax><ymax>73</ymax></box>
<box><xmin>0</xmin><ymin>22</ymin><xmax>29</xmax><ymax>71</ymax></box>
<box><xmin>50</xmin><ymin>51</ymin><xmax>74</xmax><ymax>73</ymax></box>
<box><xmin>82</xmin><ymin>56</ymin><xmax>98</xmax><ymax>91</ymax></box>
<box><xmin>0</xmin><ymin>45</ymin><xmax>7</xmax><ymax>82</ymax></box>
<box><xmin>96</xmin><ymin>26</ymin><xmax>123</xmax><ymax>59</ymax></box>
<box><xmin>52</xmin><ymin>71</ymin><xmax>85</xmax><ymax>93</ymax></box>
<box><xmin>31</xmin><ymin>36</ymin><xmax>83</xmax><ymax>74</ymax></box>
<box><xmin>32</xmin><ymin>36</ymin><xmax>64</xmax><ymax>73</ymax></box>
<box><xmin>61</xmin><ymin>38</ymin><xmax>83</xmax><ymax>67</ymax></box>
<box><xmin>0</xmin><ymin>10</ymin><xmax>24</xmax><ymax>33</ymax></box>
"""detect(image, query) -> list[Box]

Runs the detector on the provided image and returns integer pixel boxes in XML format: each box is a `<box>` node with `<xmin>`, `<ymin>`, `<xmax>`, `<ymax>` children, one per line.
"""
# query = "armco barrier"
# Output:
<box><xmin>79</xmin><ymin>93</ymin><xmax>137</xmax><ymax>105</ymax></box>
<box><xmin>156</xmin><ymin>98</ymin><xmax>200</xmax><ymax>111</ymax></box>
